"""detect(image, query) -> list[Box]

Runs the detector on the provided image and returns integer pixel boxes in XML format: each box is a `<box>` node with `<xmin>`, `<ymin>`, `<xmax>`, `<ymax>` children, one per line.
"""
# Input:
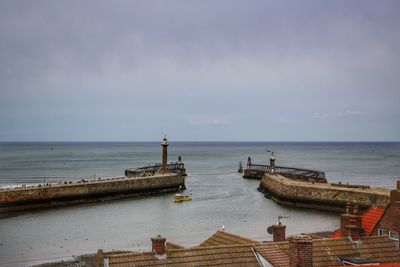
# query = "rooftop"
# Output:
<box><xmin>312</xmin><ymin>235</ymin><xmax>400</xmax><ymax>267</ymax></box>
<box><xmin>198</xmin><ymin>230</ymin><xmax>260</xmax><ymax>247</ymax></box>
<box><xmin>106</xmin><ymin>243</ymin><xmax>261</xmax><ymax>267</ymax></box>
<box><xmin>103</xmin><ymin>235</ymin><xmax>400</xmax><ymax>267</ymax></box>
<box><xmin>331</xmin><ymin>207</ymin><xmax>385</xmax><ymax>238</ymax></box>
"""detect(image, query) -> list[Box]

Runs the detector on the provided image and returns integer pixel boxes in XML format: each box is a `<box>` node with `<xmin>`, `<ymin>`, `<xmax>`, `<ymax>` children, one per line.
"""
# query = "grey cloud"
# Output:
<box><xmin>189</xmin><ymin>115</ymin><xmax>228</xmax><ymax>126</ymax></box>
<box><xmin>312</xmin><ymin>111</ymin><xmax>364</xmax><ymax>120</ymax></box>
<box><xmin>0</xmin><ymin>0</ymin><xmax>399</xmax><ymax>141</ymax></box>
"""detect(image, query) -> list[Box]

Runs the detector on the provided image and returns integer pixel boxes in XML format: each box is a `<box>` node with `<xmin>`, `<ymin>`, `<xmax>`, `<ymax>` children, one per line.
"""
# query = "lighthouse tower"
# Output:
<box><xmin>161</xmin><ymin>136</ymin><xmax>169</xmax><ymax>173</ymax></box>
<box><xmin>269</xmin><ymin>152</ymin><xmax>276</xmax><ymax>174</ymax></box>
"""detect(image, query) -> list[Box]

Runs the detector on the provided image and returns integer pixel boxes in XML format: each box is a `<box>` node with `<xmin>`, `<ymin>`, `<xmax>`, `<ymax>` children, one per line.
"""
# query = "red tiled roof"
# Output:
<box><xmin>362</xmin><ymin>207</ymin><xmax>385</xmax><ymax>235</ymax></box>
<box><xmin>330</xmin><ymin>207</ymin><xmax>385</xmax><ymax>238</ymax></box>
<box><xmin>330</xmin><ymin>230</ymin><xmax>342</xmax><ymax>238</ymax></box>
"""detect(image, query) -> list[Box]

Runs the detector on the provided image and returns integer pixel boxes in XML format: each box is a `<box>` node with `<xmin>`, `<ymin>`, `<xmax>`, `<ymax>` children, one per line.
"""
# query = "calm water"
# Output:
<box><xmin>0</xmin><ymin>142</ymin><xmax>399</xmax><ymax>266</ymax></box>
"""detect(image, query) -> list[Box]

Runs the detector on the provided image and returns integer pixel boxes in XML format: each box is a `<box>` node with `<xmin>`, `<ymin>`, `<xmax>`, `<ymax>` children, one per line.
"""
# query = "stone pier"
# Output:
<box><xmin>0</xmin><ymin>173</ymin><xmax>184</xmax><ymax>213</ymax></box>
<box><xmin>258</xmin><ymin>173</ymin><xmax>390</xmax><ymax>212</ymax></box>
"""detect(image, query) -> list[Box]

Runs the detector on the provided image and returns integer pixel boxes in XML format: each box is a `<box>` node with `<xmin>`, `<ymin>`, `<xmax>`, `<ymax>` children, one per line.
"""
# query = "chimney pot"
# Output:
<box><xmin>268</xmin><ymin>224</ymin><xmax>286</xmax><ymax>242</ymax></box>
<box><xmin>390</xmin><ymin>185</ymin><xmax>400</xmax><ymax>204</ymax></box>
<box><xmin>96</xmin><ymin>249</ymin><xmax>104</xmax><ymax>267</ymax></box>
<box><xmin>345</xmin><ymin>203</ymin><xmax>351</xmax><ymax>214</ymax></box>
<box><xmin>345</xmin><ymin>219</ymin><xmax>362</xmax><ymax>241</ymax></box>
<box><xmin>151</xmin><ymin>234</ymin><xmax>166</xmax><ymax>256</ymax></box>
<box><xmin>340</xmin><ymin>204</ymin><xmax>362</xmax><ymax>237</ymax></box>
<box><xmin>353</xmin><ymin>205</ymin><xmax>359</xmax><ymax>214</ymax></box>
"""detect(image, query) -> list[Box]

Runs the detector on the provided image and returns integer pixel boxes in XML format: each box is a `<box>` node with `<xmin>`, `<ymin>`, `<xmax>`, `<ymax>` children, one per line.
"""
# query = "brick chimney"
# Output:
<box><xmin>340</xmin><ymin>203</ymin><xmax>362</xmax><ymax>237</ymax></box>
<box><xmin>151</xmin><ymin>234</ymin><xmax>166</xmax><ymax>256</ymax></box>
<box><xmin>288</xmin><ymin>235</ymin><xmax>313</xmax><ymax>267</ymax></box>
<box><xmin>345</xmin><ymin>219</ymin><xmax>362</xmax><ymax>241</ymax></box>
<box><xmin>267</xmin><ymin>223</ymin><xmax>286</xmax><ymax>242</ymax></box>
<box><xmin>96</xmin><ymin>249</ymin><xmax>104</xmax><ymax>267</ymax></box>
<box><xmin>390</xmin><ymin>180</ymin><xmax>400</xmax><ymax>204</ymax></box>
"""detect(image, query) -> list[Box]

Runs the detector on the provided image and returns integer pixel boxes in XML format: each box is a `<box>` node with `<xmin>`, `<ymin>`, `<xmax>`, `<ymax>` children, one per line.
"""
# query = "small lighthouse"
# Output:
<box><xmin>161</xmin><ymin>136</ymin><xmax>169</xmax><ymax>173</ymax></box>
<box><xmin>269</xmin><ymin>151</ymin><xmax>276</xmax><ymax>174</ymax></box>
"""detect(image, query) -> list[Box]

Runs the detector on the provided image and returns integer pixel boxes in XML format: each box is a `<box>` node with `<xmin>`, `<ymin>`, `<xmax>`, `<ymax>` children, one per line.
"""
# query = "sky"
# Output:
<box><xmin>0</xmin><ymin>1</ymin><xmax>399</xmax><ymax>142</ymax></box>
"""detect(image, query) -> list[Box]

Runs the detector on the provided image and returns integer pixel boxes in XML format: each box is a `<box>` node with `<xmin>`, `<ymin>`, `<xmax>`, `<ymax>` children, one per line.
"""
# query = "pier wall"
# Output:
<box><xmin>258</xmin><ymin>174</ymin><xmax>390</xmax><ymax>212</ymax></box>
<box><xmin>243</xmin><ymin>170</ymin><xmax>265</xmax><ymax>179</ymax></box>
<box><xmin>0</xmin><ymin>173</ymin><xmax>184</xmax><ymax>212</ymax></box>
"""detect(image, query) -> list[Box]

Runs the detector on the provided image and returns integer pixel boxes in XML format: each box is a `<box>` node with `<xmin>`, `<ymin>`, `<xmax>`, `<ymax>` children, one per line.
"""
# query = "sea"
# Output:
<box><xmin>0</xmin><ymin>142</ymin><xmax>399</xmax><ymax>266</ymax></box>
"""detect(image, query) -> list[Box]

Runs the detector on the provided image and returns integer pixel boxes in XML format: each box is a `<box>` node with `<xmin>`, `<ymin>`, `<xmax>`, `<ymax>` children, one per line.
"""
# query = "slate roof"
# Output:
<box><xmin>198</xmin><ymin>230</ymin><xmax>260</xmax><ymax>247</ymax></box>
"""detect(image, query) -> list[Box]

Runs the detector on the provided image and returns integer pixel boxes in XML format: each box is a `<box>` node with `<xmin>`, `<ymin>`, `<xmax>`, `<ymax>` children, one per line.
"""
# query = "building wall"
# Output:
<box><xmin>373</xmin><ymin>182</ymin><xmax>400</xmax><ymax>248</ymax></box>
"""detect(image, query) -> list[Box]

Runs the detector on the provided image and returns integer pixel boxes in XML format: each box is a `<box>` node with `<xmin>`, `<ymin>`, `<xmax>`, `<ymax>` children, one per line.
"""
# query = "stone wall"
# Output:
<box><xmin>0</xmin><ymin>173</ymin><xmax>184</xmax><ymax>212</ymax></box>
<box><xmin>242</xmin><ymin>169</ymin><xmax>264</xmax><ymax>179</ymax></box>
<box><xmin>259</xmin><ymin>174</ymin><xmax>390</xmax><ymax>212</ymax></box>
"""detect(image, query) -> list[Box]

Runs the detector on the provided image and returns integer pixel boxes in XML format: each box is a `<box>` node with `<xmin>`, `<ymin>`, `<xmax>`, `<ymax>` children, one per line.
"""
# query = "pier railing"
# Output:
<box><xmin>125</xmin><ymin>162</ymin><xmax>186</xmax><ymax>177</ymax></box>
<box><xmin>245</xmin><ymin>163</ymin><xmax>326</xmax><ymax>181</ymax></box>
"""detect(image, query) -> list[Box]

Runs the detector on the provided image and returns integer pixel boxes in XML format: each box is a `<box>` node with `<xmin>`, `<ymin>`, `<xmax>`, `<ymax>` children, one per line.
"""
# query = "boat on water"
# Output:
<box><xmin>174</xmin><ymin>192</ymin><xmax>192</xmax><ymax>202</ymax></box>
<box><xmin>238</xmin><ymin>161</ymin><xmax>243</xmax><ymax>173</ymax></box>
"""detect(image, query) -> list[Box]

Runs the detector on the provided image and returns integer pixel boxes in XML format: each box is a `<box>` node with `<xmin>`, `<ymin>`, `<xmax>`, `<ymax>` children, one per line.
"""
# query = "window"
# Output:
<box><xmin>389</xmin><ymin>231</ymin><xmax>399</xmax><ymax>248</ymax></box>
<box><xmin>378</xmin><ymin>228</ymin><xmax>387</xmax><ymax>236</ymax></box>
<box><xmin>389</xmin><ymin>231</ymin><xmax>399</xmax><ymax>241</ymax></box>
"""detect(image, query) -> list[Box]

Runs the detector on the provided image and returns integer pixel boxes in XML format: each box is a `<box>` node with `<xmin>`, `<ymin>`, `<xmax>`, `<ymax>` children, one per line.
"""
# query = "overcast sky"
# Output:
<box><xmin>0</xmin><ymin>1</ymin><xmax>399</xmax><ymax>141</ymax></box>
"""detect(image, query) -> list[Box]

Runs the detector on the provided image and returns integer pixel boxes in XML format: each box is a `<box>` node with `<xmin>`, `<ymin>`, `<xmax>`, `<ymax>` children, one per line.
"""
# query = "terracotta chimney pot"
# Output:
<box><xmin>390</xmin><ymin>180</ymin><xmax>400</xmax><ymax>203</ymax></box>
<box><xmin>151</xmin><ymin>234</ymin><xmax>166</xmax><ymax>256</ymax></box>
<box><xmin>340</xmin><ymin>204</ymin><xmax>362</xmax><ymax>237</ymax></box>
<box><xmin>268</xmin><ymin>224</ymin><xmax>286</xmax><ymax>242</ymax></box>
<box><xmin>96</xmin><ymin>249</ymin><xmax>104</xmax><ymax>267</ymax></box>
<box><xmin>345</xmin><ymin>219</ymin><xmax>362</xmax><ymax>241</ymax></box>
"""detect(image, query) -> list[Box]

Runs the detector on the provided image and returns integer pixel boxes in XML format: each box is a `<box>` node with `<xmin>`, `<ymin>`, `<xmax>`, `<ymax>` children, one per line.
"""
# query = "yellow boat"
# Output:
<box><xmin>174</xmin><ymin>192</ymin><xmax>192</xmax><ymax>202</ymax></box>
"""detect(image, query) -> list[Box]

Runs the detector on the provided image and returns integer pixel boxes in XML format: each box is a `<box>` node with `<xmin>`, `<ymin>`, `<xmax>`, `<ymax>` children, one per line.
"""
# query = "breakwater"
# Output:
<box><xmin>258</xmin><ymin>173</ymin><xmax>390</xmax><ymax>212</ymax></box>
<box><xmin>0</xmin><ymin>137</ymin><xmax>188</xmax><ymax>214</ymax></box>
<box><xmin>243</xmin><ymin>162</ymin><xmax>327</xmax><ymax>182</ymax></box>
<box><xmin>0</xmin><ymin>173</ymin><xmax>184</xmax><ymax>213</ymax></box>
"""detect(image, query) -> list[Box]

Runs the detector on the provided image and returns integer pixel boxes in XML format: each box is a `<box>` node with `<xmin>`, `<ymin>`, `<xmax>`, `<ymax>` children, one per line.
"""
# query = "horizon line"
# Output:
<box><xmin>1</xmin><ymin>140</ymin><xmax>399</xmax><ymax>143</ymax></box>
